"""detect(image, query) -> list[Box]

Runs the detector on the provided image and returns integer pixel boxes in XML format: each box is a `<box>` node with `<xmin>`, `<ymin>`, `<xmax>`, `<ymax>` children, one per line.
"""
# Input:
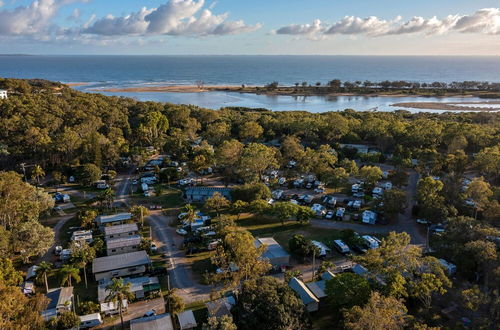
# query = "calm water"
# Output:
<box><xmin>1</xmin><ymin>55</ymin><xmax>500</xmax><ymax>112</ymax></box>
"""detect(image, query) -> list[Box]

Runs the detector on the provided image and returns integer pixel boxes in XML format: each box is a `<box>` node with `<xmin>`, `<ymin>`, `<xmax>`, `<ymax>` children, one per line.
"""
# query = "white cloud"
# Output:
<box><xmin>83</xmin><ymin>0</ymin><xmax>261</xmax><ymax>36</ymax></box>
<box><xmin>275</xmin><ymin>8</ymin><xmax>500</xmax><ymax>38</ymax></box>
<box><xmin>0</xmin><ymin>0</ymin><xmax>61</xmax><ymax>36</ymax></box>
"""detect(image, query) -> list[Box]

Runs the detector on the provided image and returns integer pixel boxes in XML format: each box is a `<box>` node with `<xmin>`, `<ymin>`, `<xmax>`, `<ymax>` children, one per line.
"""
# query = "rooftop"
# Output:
<box><xmin>45</xmin><ymin>287</ymin><xmax>73</xmax><ymax>310</ymax></box>
<box><xmin>185</xmin><ymin>186</ymin><xmax>231</xmax><ymax>196</ymax></box>
<box><xmin>306</xmin><ymin>280</ymin><xmax>327</xmax><ymax>299</ymax></box>
<box><xmin>106</xmin><ymin>235</ymin><xmax>141</xmax><ymax>249</ymax></box>
<box><xmin>205</xmin><ymin>296</ymin><xmax>235</xmax><ymax>318</ymax></box>
<box><xmin>288</xmin><ymin>277</ymin><xmax>319</xmax><ymax>305</ymax></box>
<box><xmin>104</xmin><ymin>223</ymin><xmax>138</xmax><ymax>236</ymax></box>
<box><xmin>177</xmin><ymin>310</ymin><xmax>197</xmax><ymax>329</ymax></box>
<box><xmin>98</xmin><ymin>276</ymin><xmax>159</xmax><ymax>302</ymax></box>
<box><xmin>255</xmin><ymin>237</ymin><xmax>290</xmax><ymax>259</ymax></box>
<box><xmin>96</xmin><ymin>213</ymin><xmax>132</xmax><ymax>225</ymax></box>
<box><xmin>92</xmin><ymin>250</ymin><xmax>150</xmax><ymax>274</ymax></box>
<box><xmin>130</xmin><ymin>313</ymin><xmax>174</xmax><ymax>330</ymax></box>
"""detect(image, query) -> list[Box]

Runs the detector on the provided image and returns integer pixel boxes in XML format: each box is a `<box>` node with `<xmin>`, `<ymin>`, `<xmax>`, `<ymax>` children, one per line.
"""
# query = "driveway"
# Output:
<box><xmin>147</xmin><ymin>212</ymin><xmax>212</xmax><ymax>304</ymax></box>
<box><xmin>98</xmin><ymin>297</ymin><xmax>165</xmax><ymax>330</ymax></box>
<box><xmin>38</xmin><ymin>212</ymin><xmax>76</xmax><ymax>263</ymax></box>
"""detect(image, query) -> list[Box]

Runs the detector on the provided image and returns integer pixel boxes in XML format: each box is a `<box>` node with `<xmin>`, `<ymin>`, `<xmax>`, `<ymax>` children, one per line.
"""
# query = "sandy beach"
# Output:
<box><xmin>89</xmin><ymin>85</ymin><xmax>242</xmax><ymax>93</ymax></box>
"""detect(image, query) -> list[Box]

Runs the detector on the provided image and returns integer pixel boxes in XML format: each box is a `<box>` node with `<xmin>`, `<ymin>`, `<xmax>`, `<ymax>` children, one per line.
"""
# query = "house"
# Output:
<box><xmin>106</xmin><ymin>235</ymin><xmax>142</xmax><ymax>256</ymax></box>
<box><xmin>352</xmin><ymin>264</ymin><xmax>369</xmax><ymax>276</ymax></box>
<box><xmin>288</xmin><ymin>277</ymin><xmax>319</xmax><ymax>312</ymax></box>
<box><xmin>95</xmin><ymin>212</ymin><xmax>133</xmax><ymax>230</ymax></box>
<box><xmin>206</xmin><ymin>296</ymin><xmax>236</xmax><ymax>318</ymax></box>
<box><xmin>71</xmin><ymin>230</ymin><xmax>93</xmax><ymax>244</ymax></box>
<box><xmin>92</xmin><ymin>250</ymin><xmax>151</xmax><ymax>281</ymax></box>
<box><xmin>255</xmin><ymin>237</ymin><xmax>290</xmax><ymax>267</ymax></box>
<box><xmin>98</xmin><ymin>276</ymin><xmax>160</xmax><ymax>302</ymax></box>
<box><xmin>178</xmin><ymin>310</ymin><xmax>197</xmax><ymax>330</ymax></box>
<box><xmin>130</xmin><ymin>313</ymin><xmax>174</xmax><ymax>330</ymax></box>
<box><xmin>41</xmin><ymin>287</ymin><xmax>73</xmax><ymax>320</ymax></box>
<box><xmin>184</xmin><ymin>186</ymin><xmax>232</xmax><ymax>202</ymax></box>
<box><xmin>79</xmin><ymin>313</ymin><xmax>103</xmax><ymax>328</ymax></box>
<box><xmin>104</xmin><ymin>223</ymin><xmax>139</xmax><ymax>240</ymax></box>
<box><xmin>100</xmin><ymin>299</ymin><xmax>128</xmax><ymax>316</ymax></box>
<box><xmin>306</xmin><ymin>281</ymin><xmax>327</xmax><ymax>301</ymax></box>
<box><xmin>362</xmin><ymin>210</ymin><xmax>377</xmax><ymax>225</ymax></box>
<box><xmin>321</xmin><ymin>270</ymin><xmax>336</xmax><ymax>281</ymax></box>
<box><xmin>0</xmin><ymin>89</ymin><xmax>7</xmax><ymax>99</ymax></box>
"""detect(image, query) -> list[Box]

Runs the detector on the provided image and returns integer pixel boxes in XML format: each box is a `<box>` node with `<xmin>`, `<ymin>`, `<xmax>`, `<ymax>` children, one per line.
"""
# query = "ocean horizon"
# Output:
<box><xmin>2</xmin><ymin>55</ymin><xmax>500</xmax><ymax>112</ymax></box>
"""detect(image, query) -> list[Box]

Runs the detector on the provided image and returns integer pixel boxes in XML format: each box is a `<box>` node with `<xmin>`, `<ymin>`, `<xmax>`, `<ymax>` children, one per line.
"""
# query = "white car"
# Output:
<box><xmin>176</xmin><ymin>228</ymin><xmax>188</xmax><ymax>235</ymax></box>
<box><xmin>325</xmin><ymin>211</ymin><xmax>334</xmax><ymax>219</ymax></box>
<box><xmin>416</xmin><ymin>218</ymin><xmax>430</xmax><ymax>225</ymax></box>
<box><xmin>150</xmin><ymin>243</ymin><xmax>158</xmax><ymax>252</ymax></box>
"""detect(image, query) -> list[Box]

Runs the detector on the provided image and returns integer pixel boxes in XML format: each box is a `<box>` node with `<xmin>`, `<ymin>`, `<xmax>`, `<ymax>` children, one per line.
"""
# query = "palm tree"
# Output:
<box><xmin>35</xmin><ymin>261</ymin><xmax>53</xmax><ymax>293</ymax></box>
<box><xmin>31</xmin><ymin>165</ymin><xmax>45</xmax><ymax>185</ymax></box>
<box><xmin>58</xmin><ymin>264</ymin><xmax>81</xmax><ymax>287</ymax></box>
<box><xmin>99</xmin><ymin>188</ymin><xmax>115</xmax><ymax>209</ymax></box>
<box><xmin>182</xmin><ymin>204</ymin><xmax>197</xmax><ymax>225</ymax></box>
<box><xmin>105</xmin><ymin>278</ymin><xmax>133</xmax><ymax>329</ymax></box>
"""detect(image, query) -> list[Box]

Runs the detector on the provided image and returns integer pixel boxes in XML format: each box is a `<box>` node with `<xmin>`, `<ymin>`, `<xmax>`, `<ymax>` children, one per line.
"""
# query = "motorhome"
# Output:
<box><xmin>333</xmin><ymin>240</ymin><xmax>350</xmax><ymax>254</ymax></box>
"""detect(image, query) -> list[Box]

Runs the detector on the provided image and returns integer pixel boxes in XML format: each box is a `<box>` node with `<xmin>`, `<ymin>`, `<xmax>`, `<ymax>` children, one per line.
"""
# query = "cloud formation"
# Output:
<box><xmin>0</xmin><ymin>0</ymin><xmax>260</xmax><ymax>42</ymax></box>
<box><xmin>83</xmin><ymin>0</ymin><xmax>261</xmax><ymax>36</ymax></box>
<box><xmin>275</xmin><ymin>8</ymin><xmax>500</xmax><ymax>38</ymax></box>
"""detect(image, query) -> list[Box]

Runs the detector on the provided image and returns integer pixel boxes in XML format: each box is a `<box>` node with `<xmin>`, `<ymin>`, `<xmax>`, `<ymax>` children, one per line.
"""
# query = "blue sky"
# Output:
<box><xmin>0</xmin><ymin>0</ymin><xmax>499</xmax><ymax>55</ymax></box>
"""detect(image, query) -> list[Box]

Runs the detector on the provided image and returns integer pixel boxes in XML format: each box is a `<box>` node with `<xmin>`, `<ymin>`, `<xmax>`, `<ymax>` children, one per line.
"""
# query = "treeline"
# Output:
<box><xmin>264</xmin><ymin>79</ymin><xmax>500</xmax><ymax>93</ymax></box>
<box><xmin>0</xmin><ymin>78</ymin><xmax>499</xmax><ymax>175</ymax></box>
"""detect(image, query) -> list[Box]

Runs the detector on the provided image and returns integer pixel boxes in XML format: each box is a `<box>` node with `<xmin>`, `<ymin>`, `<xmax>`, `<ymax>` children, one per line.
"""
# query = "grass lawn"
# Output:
<box><xmin>188</xmin><ymin>251</ymin><xmax>215</xmax><ymax>284</ymax></box>
<box><xmin>237</xmin><ymin>214</ymin><xmax>346</xmax><ymax>253</ymax></box>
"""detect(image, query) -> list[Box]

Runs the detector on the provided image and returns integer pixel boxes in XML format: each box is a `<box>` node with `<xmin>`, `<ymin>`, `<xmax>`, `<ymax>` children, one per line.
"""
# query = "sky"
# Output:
<box><xmin>0</xmin><ymin>0</ymin><xmax>499</xmax><ymax>55</ymax></box>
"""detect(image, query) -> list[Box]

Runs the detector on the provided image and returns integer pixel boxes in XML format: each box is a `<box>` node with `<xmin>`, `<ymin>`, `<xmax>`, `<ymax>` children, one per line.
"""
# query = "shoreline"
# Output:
<box><xmin>391</xmin><ymin>101</ymin><xmax>500</xmax><ymax>111</ymax></box>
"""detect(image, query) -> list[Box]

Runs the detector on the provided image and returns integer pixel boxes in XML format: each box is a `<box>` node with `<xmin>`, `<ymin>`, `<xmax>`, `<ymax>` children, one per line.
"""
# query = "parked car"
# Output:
<box><xmin>430</xmin><ymin>224</ymin><xmax>446</xmax><ymax>234</ymax></box>
<box><xmin>325</xmin><ymin>211</ymin><xmax>334</xmax><ymax>219</ymax></box>
<box><xmin>416</xmin><ymin>218</ymin><xmax>430</xmax><ymax>225</ymax></box>
<box><xmin>150</xmin><ymin>243</ymin><xmax>158</xmax><ymax>252</ymax></box>
<box><xmin>143</xmin><ymin>310</ymin><xmax>156</xmax><ymax>317</ymax></box>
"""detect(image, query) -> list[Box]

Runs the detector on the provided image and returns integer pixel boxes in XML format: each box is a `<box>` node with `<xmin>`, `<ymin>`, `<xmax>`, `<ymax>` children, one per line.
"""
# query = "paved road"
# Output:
<box><xmin>148</xmin><ymin>213</ymin><xmax>212</xmax><ymax>304</ymax></box>
<box><xmin>310</xmin><ymin>170</ymin><xmax>426</xmax><ymax>245</ymax></box>
<box><xmin>38</xmin><ymin>213</ymin><xmax>76</xmax><ymax>263</ymax></box>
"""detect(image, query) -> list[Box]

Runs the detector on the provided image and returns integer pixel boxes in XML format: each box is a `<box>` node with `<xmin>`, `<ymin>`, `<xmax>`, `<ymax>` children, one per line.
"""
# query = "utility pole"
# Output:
<box><xmin>312</xmin><ymin>249</ymin><xmax>316</xmax><ymax>281</ymax></box>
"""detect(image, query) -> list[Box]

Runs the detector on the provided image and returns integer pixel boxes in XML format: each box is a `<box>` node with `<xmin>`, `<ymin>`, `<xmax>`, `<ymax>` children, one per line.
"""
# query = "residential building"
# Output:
<box><xmin>255</xmin><ymin>237</ymin><xmax>290</xmax><ymax>267</ymax></box>
<box><xmin>288</xmin><ymin>277</ymin><xmax>319</xmax><ymax>312</ymax></box>
<box><xmin>206</xmin><ymin>296</ymin><xmax>236</xmax><ymax>318</ymax></box>
<box><xmin>95</xmin><ymin>212</ymin><xmax>133</xmax><ymax>230</ymax></box>
<box><xmin>178</xmin><ymin>310</ymin><xmax>197</xmax><ymax>330</ymax></box>
<box><xmin>184</xmin><ymin>186</ymin><xmax>232</xmax><ymax>202</ymax></box>
<box><xmin>106</xmin><ymin>235</ymin><xmax>141</xmax><ymax>256</ymax></box>
<box><xmin>130</xmin><ymin>313</ymin><xmax>174</xmax><ymax>330</ymax></box>
<box><xmin>98</xmin><ymin>276</ymin><xmax>160</xmax><ymax>302</ymax></box>
<box><xmin>0</xmin><ymin>90</ymin><xmax>7</xmax><ymax>99</ymax></box>
<box><xmin>41</xmin><ymin>287</ymin><xmax>73</xmax><ymax>320</ymax></box>
<box><xmin>100</xmin><ymin>299</ymin><xmax>128</xmax><ymax>316</ymax></box>
<box><xmin>92</xmin><ymin>250</ymin><xmax>150</xmax><ymax>281</ymax></box>
<box><xmin>79</xmin><ymin>313</ymin><xmax>103</xmax><ymax>328</ymax></box>
<box><xmin>104</xmin><ymin>223</ymin><xmax>139</xmax><ymax>240</ymax></box>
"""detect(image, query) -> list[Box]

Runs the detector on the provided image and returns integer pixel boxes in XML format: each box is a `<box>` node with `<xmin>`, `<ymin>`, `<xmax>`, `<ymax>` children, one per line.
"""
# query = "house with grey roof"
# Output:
<box><xmin>288</xmin><ymin>277</ymin><xmax>319</xmax><ymax>312</ymax></box>
<box><xmin>95</xmin><ymin>212</ymin><xmax>133</xmax><ymax>230</ymax></box>
<box><xmin>206</xmin><ymin>296</ymin><xmax>236</xmax><ymax>318</ymax></box>
<box><xmin>92</xmin><ymin>250</ymin><xmax>150</xmax><ymax>281</ymax></box>
<box><xmin>106</xmin><ymin>235</ymin><xmax>142</xmax><ymax>256</ymax></box>
<box><xmin>104</xmin><ymin>223</ymin><xmax>139</xmax><ymax>240</ymax></box>
<box><xmin>184</xmin><ymin>186</ymin><xmax>232</xmax><ymax>203</ymax></box>
<box><xmin>178</xmin><ymin>310</ymin><xmax>197</xmax><ymax>330</ymax></box>
<box><xmin>130</xmin><ymin>313</ymin><xmax>174</xmax><ymax>330</ymax></box>
<box><xmin>41</xmin><ymin>287</ymin><xmax>73</xmax><ymax>320</ymax></box>
<box><xmin>255</xmin><ymin>237</ymin><xmax>290</xmax><ymax>267</ymax></box>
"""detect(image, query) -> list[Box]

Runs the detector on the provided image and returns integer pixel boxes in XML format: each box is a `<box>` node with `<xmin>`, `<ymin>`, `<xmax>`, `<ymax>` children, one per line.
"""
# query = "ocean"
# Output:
<box><xmin>1</xmin><ymin>55</ymin><xmax>500</xmax><ymax>112</ymax></box>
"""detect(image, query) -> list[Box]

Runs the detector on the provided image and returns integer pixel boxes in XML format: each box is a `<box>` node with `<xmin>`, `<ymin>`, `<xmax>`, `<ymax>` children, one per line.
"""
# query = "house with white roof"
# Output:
<box><xmin>130</xmin><ymin>313</ymin><xmax>174</xmax><ymax>330</ymax></box>
<box><xmin>178</xmin><ymin>310</ymin><xmax>197</xmax><ymax>330</ymax></box>
<box><xmin>98</xmin><ymin>276</ymin><xmax>160</xmax><ymax>302</ymax></box>
<box><xmin>41</xmin><ymin>287</ymin><xmax>73</xmax><ymax>320</ymax></box>
<box><xmin>0</xmin><ymin>90</ymin><xmax>7</xmax><ymax>99</ymax></box>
